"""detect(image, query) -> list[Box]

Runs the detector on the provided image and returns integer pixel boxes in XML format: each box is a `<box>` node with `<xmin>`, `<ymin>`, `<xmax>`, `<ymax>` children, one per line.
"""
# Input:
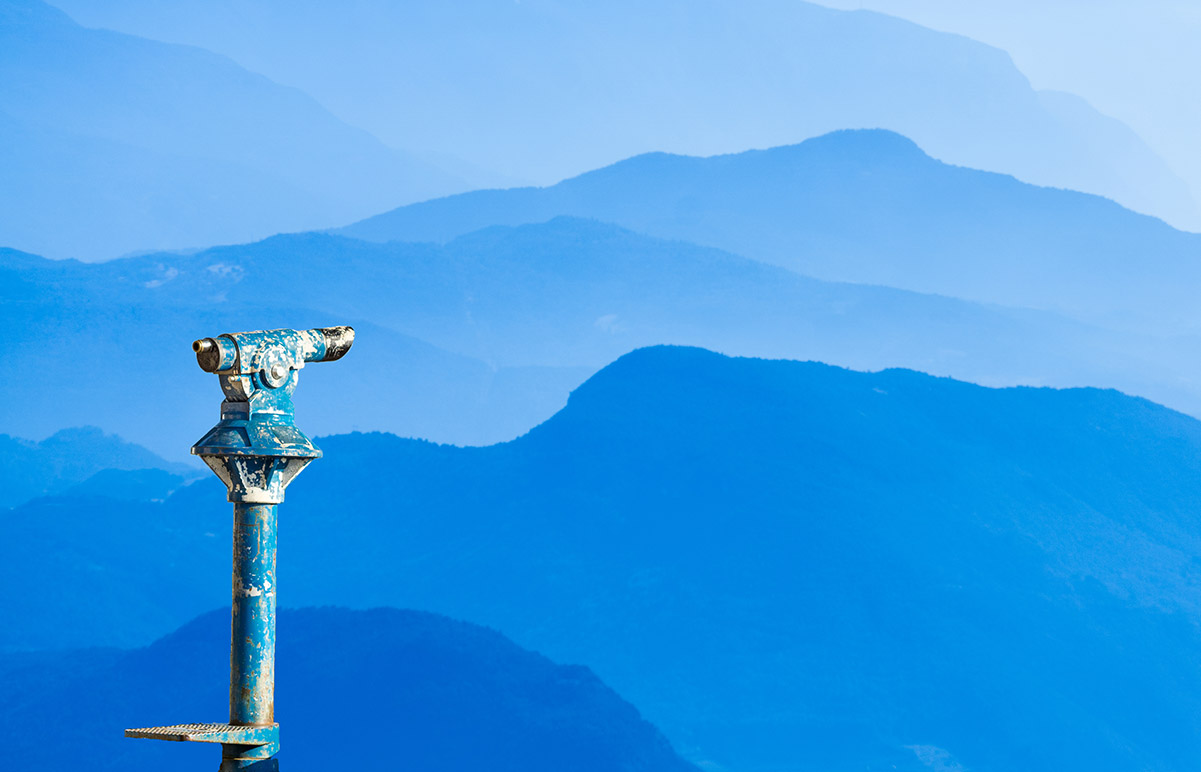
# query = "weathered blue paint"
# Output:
<box><xmin>126</xmin><ymin>327</ymin><xmax>354</xmax><ymax>771</ymax></box>
<box><xmin>231</xmin><ymin>502</ymin><xmax>278</xmax><ymax>726</ymax></box>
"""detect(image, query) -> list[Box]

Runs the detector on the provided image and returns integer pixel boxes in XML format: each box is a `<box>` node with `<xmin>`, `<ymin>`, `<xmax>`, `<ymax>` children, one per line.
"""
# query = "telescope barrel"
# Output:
<box><xmin>192</xmin><ymin>326</ymin><xmax>355</xmax><ymax>373</ymax></box>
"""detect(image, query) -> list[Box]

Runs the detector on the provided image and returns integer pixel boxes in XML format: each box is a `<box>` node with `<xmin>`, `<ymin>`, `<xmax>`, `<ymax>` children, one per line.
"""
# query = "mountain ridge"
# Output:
<box><xmin>9</xmin><ymin>214</ymin><xmax>1199</xmax><ymax>456</ymax></box>
<box><xmin>0</xmin><ymin>426</ymin><xmax>200</xmax><ymax>509</ymax></box>
<box><xmin>340</xmin><ymin>129</ymin><xmax>1201</xmax><ymax>335</ymax></box>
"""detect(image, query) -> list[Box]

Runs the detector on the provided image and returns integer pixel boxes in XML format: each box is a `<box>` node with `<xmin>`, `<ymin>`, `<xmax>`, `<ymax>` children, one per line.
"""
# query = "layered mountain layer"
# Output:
<box><xmin>0</xmin><ymin>0</ymin><xmax>462</xmax><ymax>259</ymax></box>
<box><xmin>45</xmin><ymin>0</ymin><xmax>1199</xmax><ymax>228</ymax></box>
<box><xmin>7</xmin><ymin>209</ymin><xmax>1193</xmax><ymax>457</ymax></box>
<box><xmin>8</xmin><ymin>346</ymin><xmax>1201</xmax><ymax>770</ymax></box>
<box><xmin>0</xmin><ymin>607</ymin><xmax>697</xmax><ymax>772</ymax></box>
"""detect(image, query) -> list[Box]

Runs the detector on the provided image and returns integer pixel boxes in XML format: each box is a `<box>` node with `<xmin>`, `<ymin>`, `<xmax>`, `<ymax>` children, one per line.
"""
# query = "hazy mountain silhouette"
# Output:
<box><xmin>343</xmin><ymin>129</ymin><xmax>1201</xmax><ymax>335</ymax></box>
<box><xmin>7</xmin><ymin>215</ymin><xmax>1197</xmax><ymax>457</ymax></box>
<box><xmin>9</xmin><ymin>346</ymin><xmax>1201</xmax><ymax>770</ymax></box>
<box><xmin>0</xmin><ymin>426</ymin><xmax>198</xmax><ymax>509</ymax></box>
<box><xmin>0</xmin><ymin>242</ymin><xmax>600</xmax><ymax>457</ymax></box>
<box><xmin>64</xmin><ymin>467</ymin><xmax>190</xmax><ymax>503</ymax></box>
<box><xmin>45</xmin><ymin>0</ymin><xmax>1199</xmax><ymax>229</ymax></box>
<box><xmin>0</xmin><ymin>0</ymin><xmax>464</xmax><ymax>260</ymax></box>
<box><xmin>0</xmin><ymin>607</ymin><xmax>697</xmax><ymax>772</ymax></box>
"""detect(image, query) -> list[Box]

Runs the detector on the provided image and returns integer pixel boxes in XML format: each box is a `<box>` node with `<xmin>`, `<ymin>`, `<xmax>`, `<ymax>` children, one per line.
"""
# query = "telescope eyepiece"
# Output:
<box><xmin>315</xmin><ymin>326</ymin><xmax>355</xmax><ymax>363</ymax></box>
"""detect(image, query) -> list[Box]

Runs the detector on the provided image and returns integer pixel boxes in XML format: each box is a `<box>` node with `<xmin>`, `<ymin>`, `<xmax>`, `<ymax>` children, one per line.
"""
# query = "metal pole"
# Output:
<box><xmin>230</xmin><ymin>502</ymin><xmax>278</xmax><ymax>727</ymax></box>
<box><xmin>219</xmin><ymin>498</ymin><xmax>281</xmax><ymax>771</ymax></box>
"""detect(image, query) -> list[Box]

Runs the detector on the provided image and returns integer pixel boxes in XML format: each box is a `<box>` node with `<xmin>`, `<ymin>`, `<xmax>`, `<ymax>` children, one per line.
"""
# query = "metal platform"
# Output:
<box><xmin>125</xmin><ymin>722</ymin><xmax>279</xmax><ymax>747</ymax></box>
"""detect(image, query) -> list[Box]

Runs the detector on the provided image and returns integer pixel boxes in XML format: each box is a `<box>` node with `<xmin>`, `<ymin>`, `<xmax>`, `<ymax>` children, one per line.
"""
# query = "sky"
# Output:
<box><xmin>813</xmin><ymin>0</ymin><xmax>1201</xmax><ymax>208</ymax></box>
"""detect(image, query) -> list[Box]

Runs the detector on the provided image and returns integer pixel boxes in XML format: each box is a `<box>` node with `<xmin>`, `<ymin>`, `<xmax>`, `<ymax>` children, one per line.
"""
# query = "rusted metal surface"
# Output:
<box><xmin>126</xmin><ymin>327</ymin><xmax>354</xmax><ymax>771</ymax></box>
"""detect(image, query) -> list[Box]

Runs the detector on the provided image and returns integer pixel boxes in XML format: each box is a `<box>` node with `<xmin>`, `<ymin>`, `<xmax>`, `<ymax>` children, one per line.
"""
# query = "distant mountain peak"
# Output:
<box><xmin>565</xmin><ymin>129</ymin><xmax>929</xmax><ymax>187</ymax></box>
<box><xmin>784</xmin><ymin>127</ymin><xmax>927</xmax><ymax>157</ymax></box>
<box><xmin>0</xmin><ymin>426</ymin><xmax>199</xmax><ymax>509</ymax></box>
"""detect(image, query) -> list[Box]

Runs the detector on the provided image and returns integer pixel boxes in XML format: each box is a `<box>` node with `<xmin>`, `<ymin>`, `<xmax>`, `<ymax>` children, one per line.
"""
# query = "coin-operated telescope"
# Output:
<box><xmin>126</xmin><ymin>326</ymin><xmax>354</xmax><ymax>771</ymax></box>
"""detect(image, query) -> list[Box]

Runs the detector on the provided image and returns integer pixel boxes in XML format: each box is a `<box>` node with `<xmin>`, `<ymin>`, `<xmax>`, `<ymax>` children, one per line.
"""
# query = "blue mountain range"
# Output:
<box><xmin>8</xmin><ymin>346</ymin><xmax>1201</xmax><ymax>770</ymax></box>
<box><xmin>0</xmin><ymin>607</ymin><xmax>697</xmax><ymax>771</ymax></box>
<box><xmin>343</xmin><ymin>129</ymin><xmax>1201</xmax><ymax>335</ymax></box>
<box><xmin>8</xmin><ymin>131</ymin><xmax>1201</xmax><ymax>455</ymax></box>
<box><xmin>7</xmin><ymin>206</ymin><xmax>1195</xmax><ymax>457</ymax></box>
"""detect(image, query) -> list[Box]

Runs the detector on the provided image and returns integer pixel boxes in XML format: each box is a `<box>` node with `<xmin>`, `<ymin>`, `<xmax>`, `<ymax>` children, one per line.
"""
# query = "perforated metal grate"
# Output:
<box><xmin>125</xmin><ymin>723</ymin><xmax>278</xmax><ymax>744</ymax></box>
<box><xmin>128</xmin><ymin>723</ymin><xmax>236</xmax><ymax>739</ymax></box>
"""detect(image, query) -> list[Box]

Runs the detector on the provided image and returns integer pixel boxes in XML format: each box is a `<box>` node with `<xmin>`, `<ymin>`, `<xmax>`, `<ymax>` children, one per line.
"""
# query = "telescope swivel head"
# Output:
<box><xmin>193</xmin><ymin>326</ymin><xmax>354</xmax><ymax>414</ymax></box>
<box><xmin>190</xmin><ymin>326</ymin><xmax>354</xmax><ymax>504</ymax></box>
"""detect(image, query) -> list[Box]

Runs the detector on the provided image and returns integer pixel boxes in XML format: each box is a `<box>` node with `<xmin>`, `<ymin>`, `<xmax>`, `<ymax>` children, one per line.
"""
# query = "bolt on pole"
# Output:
<box><xmin>126</xmin><ymin>326</ymin><xmax>355</xmax><ymax>771</ymax></box>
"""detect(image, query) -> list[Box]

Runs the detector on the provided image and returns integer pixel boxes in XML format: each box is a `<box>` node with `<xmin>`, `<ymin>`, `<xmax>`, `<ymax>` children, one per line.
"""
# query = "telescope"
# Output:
<box><xmin>126</xmin><ymin>326</ymin><xmax>354</xmax><ymax>771</ymax></box>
